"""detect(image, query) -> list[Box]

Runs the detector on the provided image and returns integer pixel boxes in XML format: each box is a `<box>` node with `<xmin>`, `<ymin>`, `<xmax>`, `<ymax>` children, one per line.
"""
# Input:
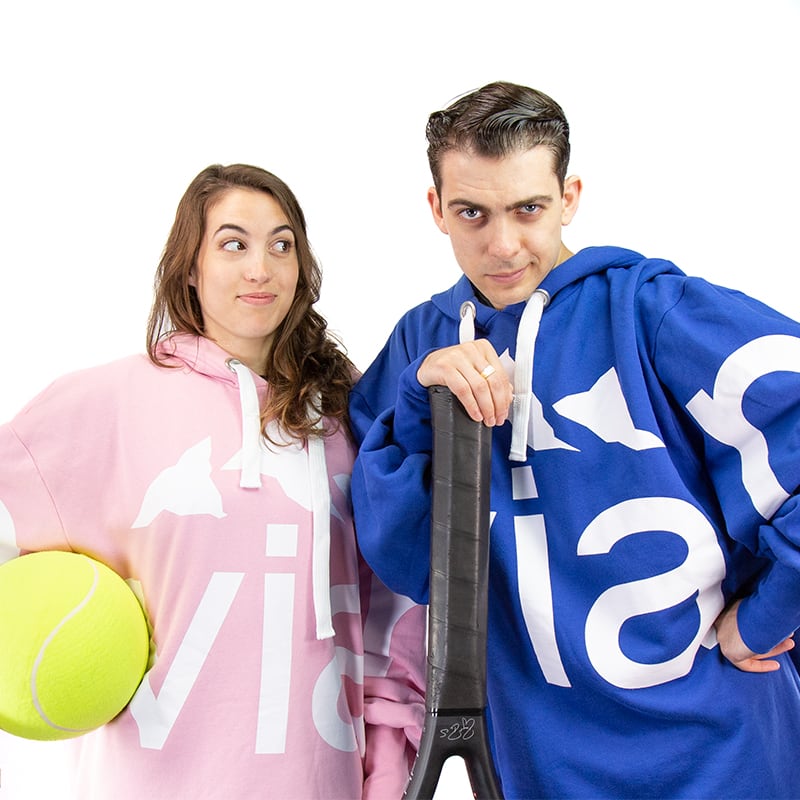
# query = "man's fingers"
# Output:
<box><xmin>731</xmin><ymin>637</ymin><xmax>794</xmax><ymax>673</ymax></box>
<box><xmin>418</xmin><ymin>343</ymin><xmax>512</xmax><ymax>426</ymax></box>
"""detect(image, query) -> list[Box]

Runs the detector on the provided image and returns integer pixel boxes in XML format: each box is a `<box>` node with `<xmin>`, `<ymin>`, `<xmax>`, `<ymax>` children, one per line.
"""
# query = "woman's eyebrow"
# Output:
<box><xmin>213</xmin><ymin>223</ymin><xmax>295</xmax><ymax>237</ymax></box>
<box><xmin>213</xmin><ymin>223</ymin><xmax>248</xmax><ymax>236</ymax></box>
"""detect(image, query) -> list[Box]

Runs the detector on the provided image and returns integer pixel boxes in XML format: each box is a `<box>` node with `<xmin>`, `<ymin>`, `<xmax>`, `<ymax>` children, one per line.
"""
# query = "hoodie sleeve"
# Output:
<box><xmin>359</xmin><ymin>555</ymin><xmax>426</xmax><ymax>798</ymax></box>
<box><xmin>350</xmin><ymin>329</ymin><xmax>438</xmax><ymax>605</ymax></box>
<box><xmin>0</xmin><ymin>422</ymin><xmax>70</xmax><ymax>561</ymax></box>
<box><xmin>0</xmin><ymin>368</ymin><xmax>121</xmax><ymax>560</ymax></box>
<box><xmin>640</xmin><ymin>274</ymin><xmax>800</xmax><ymax>653</ymax></box>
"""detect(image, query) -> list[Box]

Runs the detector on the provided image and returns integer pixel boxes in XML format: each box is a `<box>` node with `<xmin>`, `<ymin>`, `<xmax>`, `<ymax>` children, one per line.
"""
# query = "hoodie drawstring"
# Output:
<box><xmin>459</xmin><ymin>300</ymin><xmax>477</xmax><ymax>343</ymax></box>
<box><xmin>510</xmin><ymin>289</ymin><xmax>549</xmax><ymax>461</ymax></box>
<box><xmin>459</xmin><ymin>291</ymin><xmax>549</xmax><ymax>462</ymax></box>
<box><xmin>227</xmin><ymin>360</ymin><xmax>334</xmax><ymax>640</ymax></box>
<box><xmin>226</xmin><ymin>359</ymin><xmax>263</xmax><ymax>488</ymax></box>
<box><xmin>308</xmin><ymin>419</ymin><xmax>334</xmax><ymax>640</ymax></box>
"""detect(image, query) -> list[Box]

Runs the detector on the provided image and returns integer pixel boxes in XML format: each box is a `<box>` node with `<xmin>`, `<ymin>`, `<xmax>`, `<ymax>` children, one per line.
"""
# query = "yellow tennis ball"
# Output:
<box><xmin>0</xmin><ymin>550</ymin><xmax>149</xmax><ymax>741</ymax></box>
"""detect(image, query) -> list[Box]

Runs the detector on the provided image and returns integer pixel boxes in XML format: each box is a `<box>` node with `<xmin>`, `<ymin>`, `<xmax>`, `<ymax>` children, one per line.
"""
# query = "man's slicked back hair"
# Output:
<box><xmin>426</xmin><ymin>81</ymin><xmax>571</xmax><ymax>194</ymax></box>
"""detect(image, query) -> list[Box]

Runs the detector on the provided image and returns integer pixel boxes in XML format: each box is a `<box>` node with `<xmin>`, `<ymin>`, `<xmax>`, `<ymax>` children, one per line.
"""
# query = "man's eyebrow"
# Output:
<box><xmin>511</xmin><ymin>194</ymin><xmax>553</xmax><ymax>210</ymax></box>
<box><xmin>447</xmin><ymin>198</ymin><xmax>490</xmax><ymax>213</ymax></box>
<box><xmin>447</xmin><ymin>194</ymin><xmax>554</xmax><ymax>213</ymax></box>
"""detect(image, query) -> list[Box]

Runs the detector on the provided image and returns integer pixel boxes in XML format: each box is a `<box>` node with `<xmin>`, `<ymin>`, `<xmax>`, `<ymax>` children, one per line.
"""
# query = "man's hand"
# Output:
<box><xmin>714</xmin><ymin>599</ymin><xmax>795</xmax><ymax>672</ymax></box>
<box><xmin>417</xmin><ymin>341</ymin><xmax>513</xmax><ymax>426</ymax></box>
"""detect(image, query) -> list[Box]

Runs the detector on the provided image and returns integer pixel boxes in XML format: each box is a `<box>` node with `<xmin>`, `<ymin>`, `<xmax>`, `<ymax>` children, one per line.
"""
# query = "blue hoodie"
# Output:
<box><xmin>350</xmin><ymin>246</ymin><xmax>800</xmax><ymax>799</ymax></box>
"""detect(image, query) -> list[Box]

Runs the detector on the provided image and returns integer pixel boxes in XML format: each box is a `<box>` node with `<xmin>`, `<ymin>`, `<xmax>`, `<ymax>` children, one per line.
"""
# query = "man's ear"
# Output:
<box><xmin>427</xmin><ymin>186</ymin><xmax>449</xmax><ymax>234</ymax></box>
<box><xmin>561</xmin><ymin>174</ymin><xmax>582</xmax><ymax>226</ymax></box>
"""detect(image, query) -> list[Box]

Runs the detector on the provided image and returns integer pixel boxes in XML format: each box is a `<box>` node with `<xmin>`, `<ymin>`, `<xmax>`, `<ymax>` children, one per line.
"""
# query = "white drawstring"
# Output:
<box><xmin>460</xmin><ymin>293</ymin><xmax>550</xmax><ymax>460</ymax></box>
<box><xmin>226</xmin><ymin>359</ymin><xmax>263</xmax><ymax>488</ymax></box>
<box><xmin>308</xmin><ymin>417</ymin><xmax>334</xmax><ymax>640</ymax></box>
<box><xmin>226</xmin><ymin>361</ymin><xmax>334</xmax><ymax>639</ymax></box>
<box><xmin>510</xmin><ymin>289</ymin><xmax>549</xmax><ymax>461</ymax></box>
<box><xmin>459</xmin><ymin>301</ymin><xmax>476</xmax><ymax>344</ymax></box>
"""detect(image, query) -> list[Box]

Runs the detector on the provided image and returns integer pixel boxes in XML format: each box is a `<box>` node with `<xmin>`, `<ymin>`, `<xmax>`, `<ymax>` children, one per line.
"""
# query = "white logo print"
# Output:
<box><xmin>687</xmin><ymin>334</ymin><xmax>800</xmax><ymax>518</ymax></box>
<box><xmin>132</xmin><ymin>437</ymin><xmax>225</xmax><ymax>527</ymax></box>
<box><xmin>554</xmin><ymin>368</ymin><xmax>664</xmax><ymax>450</ymax></box>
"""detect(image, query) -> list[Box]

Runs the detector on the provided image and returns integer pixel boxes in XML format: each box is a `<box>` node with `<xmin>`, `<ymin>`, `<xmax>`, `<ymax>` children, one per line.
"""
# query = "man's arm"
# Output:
<box><xmin>642</xmin><ymin>274</ymin><xmax>800</xmax><ymax>669</ymax></box>
<box><xmin>351</xmin><ymin>336</ymin><xmax>511</xmax><ymax>604</ymax></box>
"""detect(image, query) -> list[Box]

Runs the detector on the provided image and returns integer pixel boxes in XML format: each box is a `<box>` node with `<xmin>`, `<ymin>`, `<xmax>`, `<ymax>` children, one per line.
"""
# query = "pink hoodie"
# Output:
<box><xmin>0</xmin><ymin>334</ymin><xmax>425</xmax><ymax>799</ymax></box>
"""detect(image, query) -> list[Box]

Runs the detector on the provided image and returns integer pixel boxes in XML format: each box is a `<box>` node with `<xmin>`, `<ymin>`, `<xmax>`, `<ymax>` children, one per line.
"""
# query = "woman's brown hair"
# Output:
<box><xmin>147</xmin><ymin>163</ymin><xmax>355</xmax><ymax>441</ymax></box>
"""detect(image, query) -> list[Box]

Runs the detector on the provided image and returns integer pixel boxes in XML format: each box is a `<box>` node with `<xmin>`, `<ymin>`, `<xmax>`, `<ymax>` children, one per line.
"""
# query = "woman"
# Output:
<box><xmin>0</xmin><ymin>164</ymin><xmax>425</xmax><ymax>798</ymax></box>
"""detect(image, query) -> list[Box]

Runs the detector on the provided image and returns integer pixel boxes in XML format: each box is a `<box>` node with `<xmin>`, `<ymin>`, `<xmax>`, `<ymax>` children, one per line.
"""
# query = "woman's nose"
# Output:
<box><xmin>245</xmin><ymin>252</ymin><xmax>271</xmax><ymax>282</ymax></box>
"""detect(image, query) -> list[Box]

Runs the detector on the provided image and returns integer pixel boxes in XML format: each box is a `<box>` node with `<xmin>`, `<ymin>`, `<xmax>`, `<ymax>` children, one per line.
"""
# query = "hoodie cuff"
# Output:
<box><xmin>736</xmin><ymin>560</ymin><xmax>800</xmax><ymax>653</ymax></box>
<box><xmin>393</xmin><ymin>355</ymin><xmax>436</xmax><ymax>456</ymax></box>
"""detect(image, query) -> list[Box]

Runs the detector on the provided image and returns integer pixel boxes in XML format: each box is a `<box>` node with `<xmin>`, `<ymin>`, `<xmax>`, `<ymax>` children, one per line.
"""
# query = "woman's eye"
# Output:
<box><xmin>222</xmin><ymin>239</ymin><xmax>245</xmax><ymax>252</ymax></box>
<box><xmin>273</xmin><ymin>239</ymin><xmax>294</xmax><ymax>254</ymax></box>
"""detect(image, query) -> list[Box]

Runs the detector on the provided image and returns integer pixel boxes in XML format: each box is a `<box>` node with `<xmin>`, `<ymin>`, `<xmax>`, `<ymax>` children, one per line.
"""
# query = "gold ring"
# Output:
<box><xmin>480</xmin><ymin>365</ymin><xmax>496</xmax><ymax>380</ymax></box>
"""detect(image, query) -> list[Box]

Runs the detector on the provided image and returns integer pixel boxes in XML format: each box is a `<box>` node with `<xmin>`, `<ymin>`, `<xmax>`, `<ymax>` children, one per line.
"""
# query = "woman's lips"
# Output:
<box><xmin>238</xmin><ymin>293</ymin><xmax>276</xmax><ymax>305</ymax></box>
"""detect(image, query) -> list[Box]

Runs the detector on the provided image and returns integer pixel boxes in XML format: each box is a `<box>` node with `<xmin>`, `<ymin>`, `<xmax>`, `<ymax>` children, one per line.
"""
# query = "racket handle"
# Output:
<box><xmin>427</xmin><ymin>386</ymin><xmax>492</xmax><ymax>712</ymax></box>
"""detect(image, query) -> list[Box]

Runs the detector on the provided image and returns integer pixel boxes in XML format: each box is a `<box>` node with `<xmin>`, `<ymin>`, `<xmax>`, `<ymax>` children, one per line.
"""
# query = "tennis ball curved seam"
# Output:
<box><xmin>30</xmin><ymin>557</ymin><xmax>100</xmax><ymax>733</ymax></box>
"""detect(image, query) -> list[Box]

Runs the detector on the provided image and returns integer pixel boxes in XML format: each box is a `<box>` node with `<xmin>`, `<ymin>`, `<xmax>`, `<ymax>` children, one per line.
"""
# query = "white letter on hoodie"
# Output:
<box><xmin>129</xmin><ymin>572</ymin><xmax>244</xmax><ymax>749</ymax></box>
<box><xmin>686</xmin><ymin>334</ymin><xmax>800</xmax><ymax>519</ymax></box>
<box><xmin>579</xmin><ymin>497</ymin><xmax>725</xmax><ymax>689</ymax></box>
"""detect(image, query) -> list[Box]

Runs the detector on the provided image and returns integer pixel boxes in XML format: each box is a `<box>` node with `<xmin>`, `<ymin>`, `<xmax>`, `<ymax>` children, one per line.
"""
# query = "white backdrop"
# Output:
<box><xmin>1</xmin><ymin>0</ymin><xmax>798</xmax><ymax>796</ymax></box>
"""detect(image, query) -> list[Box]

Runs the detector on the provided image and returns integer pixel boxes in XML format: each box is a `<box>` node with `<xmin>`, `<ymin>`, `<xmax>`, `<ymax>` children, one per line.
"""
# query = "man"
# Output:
<box><xmin>349</xmin><ymin>81</ymin><xmax>800</xmax><ymax>798</ymax></box>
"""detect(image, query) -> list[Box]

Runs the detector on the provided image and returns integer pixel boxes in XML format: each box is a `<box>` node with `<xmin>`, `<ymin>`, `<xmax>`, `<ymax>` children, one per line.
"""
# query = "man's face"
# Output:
<box><xmin>428</xmin><ymin>146</ymin><xmax>581</xmax><ymax>309</ymax></box>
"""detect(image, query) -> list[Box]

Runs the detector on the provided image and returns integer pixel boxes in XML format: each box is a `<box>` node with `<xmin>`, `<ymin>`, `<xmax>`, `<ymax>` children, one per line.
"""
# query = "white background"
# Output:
<box><xmin>0</xmin><ymin>0</ymin><xmax>798</xmax><ymax>796</ymax></box>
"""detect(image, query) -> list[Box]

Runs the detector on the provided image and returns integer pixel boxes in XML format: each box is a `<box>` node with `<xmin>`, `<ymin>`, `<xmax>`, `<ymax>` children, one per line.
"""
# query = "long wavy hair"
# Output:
<box><xmin>147</xmin><ymin>163</ymin><xmax>355</xmax><ymax>441</ymax></box>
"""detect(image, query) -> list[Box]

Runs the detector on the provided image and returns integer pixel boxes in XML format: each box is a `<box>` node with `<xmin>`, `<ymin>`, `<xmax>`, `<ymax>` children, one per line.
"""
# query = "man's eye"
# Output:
<box><xmin>459</xmin><ymin>208</ymin><xmax>481</xmax><ymax>220</ymax></box>
<box><xmin>222</xmin><ymin>239</ymin><xmax>245</xmax><ymax>252</ymax></box>
<box><xmin>521</xmin><ymin>204</ymin><xmax>540</xmax><ymax>214</ymax></box>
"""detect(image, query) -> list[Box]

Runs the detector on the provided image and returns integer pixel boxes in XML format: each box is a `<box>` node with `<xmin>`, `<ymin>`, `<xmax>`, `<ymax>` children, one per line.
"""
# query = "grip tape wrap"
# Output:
<box><xmin>427</xmin><ymin>385</ymin><xmax>492</xmax><ymax>712</ymax></box>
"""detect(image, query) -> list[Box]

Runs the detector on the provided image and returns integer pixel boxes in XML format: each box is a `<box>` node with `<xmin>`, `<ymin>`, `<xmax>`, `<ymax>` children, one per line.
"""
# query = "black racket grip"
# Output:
<box><xmin>427</xmin><ymin>386</ymin><xmax>492</xmax><ymax>712</ymax></box>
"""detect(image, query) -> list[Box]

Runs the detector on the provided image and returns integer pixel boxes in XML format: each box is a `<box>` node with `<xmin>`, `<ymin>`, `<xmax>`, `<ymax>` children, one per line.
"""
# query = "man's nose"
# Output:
<box><xmin>486</xmin><ymin>218</ymin><xmax>521</xmax><ymax>260</ymax></box>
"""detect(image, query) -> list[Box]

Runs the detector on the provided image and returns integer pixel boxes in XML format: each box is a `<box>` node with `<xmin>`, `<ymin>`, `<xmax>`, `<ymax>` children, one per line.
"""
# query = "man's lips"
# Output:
<box><xmin>486</xmin><ymin>266</ymin><xmax>527</xmax><ymax>284</ymax></box>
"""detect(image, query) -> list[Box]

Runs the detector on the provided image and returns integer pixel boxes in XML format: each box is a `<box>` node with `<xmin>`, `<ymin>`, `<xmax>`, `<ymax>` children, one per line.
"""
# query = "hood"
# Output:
<box><xmin>430</xmin><ymin>246</ymin><xmax>655</xmax><ymax>324</ymax></box>
<box><xmin>156</xmin><ymin>333</ymin><xmax>335</xmax><ymax>640</ymax></box>
<box><xmin>436</xmin><ymin>246</ymin><xmax>681</xmax><ymax>462</ymax></box>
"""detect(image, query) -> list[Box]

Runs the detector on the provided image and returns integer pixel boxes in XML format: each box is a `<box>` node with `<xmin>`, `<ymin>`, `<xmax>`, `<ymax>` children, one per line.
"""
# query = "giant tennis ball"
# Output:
<box><xmin>0</xmin><ymin>550</ymin><xmax>149</xmax><ymax>740</ymax></box>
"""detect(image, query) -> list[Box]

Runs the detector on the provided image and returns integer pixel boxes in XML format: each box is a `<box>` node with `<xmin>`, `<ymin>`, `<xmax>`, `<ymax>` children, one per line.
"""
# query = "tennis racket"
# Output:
<box><xmin>404</xmin><ymin>386</ymin><xmax>504</xmax><ymax>799</ymax></box>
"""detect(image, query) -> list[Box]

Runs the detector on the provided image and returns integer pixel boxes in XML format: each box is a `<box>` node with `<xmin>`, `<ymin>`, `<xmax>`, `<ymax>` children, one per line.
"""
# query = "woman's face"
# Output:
<box><xmin>192</xmin><ymin>187</ymin><xmax>300</xmax><ymax>373</ymax></box>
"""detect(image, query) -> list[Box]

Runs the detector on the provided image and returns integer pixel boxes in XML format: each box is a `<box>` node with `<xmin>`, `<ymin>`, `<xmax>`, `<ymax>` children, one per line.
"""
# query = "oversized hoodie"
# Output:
<box><xmin>0</xmin><ymin>333</ymin><xmax>425</xmax><ymax>799</ymax></box>
<box><xmin>350</xmin><ymin>246</ymin><xmax>800</xmax><ymax>799</ymax></box>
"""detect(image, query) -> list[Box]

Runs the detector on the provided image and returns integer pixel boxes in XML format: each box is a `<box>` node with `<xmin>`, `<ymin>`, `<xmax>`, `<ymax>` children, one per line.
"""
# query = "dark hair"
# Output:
<box><xmin>426</xmin><ymin>81</ymin><xmax>571</xmax><ymax>194</ymax></box>
<box><xmin>147</xmin><ymin>163</ymin><xmax>355</xmax><ymax>441</ymax></box>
